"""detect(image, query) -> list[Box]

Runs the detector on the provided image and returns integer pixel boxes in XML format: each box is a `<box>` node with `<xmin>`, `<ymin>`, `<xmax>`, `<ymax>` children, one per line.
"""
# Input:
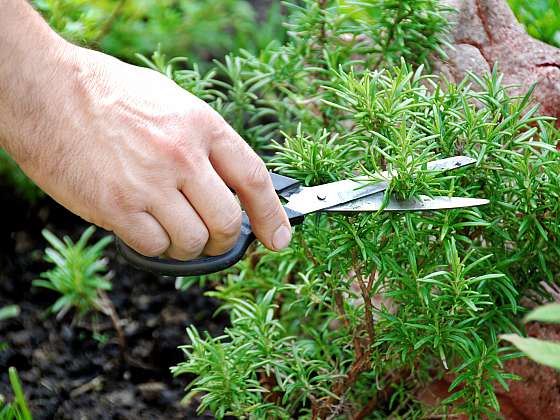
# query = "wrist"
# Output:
<box><xmin>0</xmin><ymin>40</ymin><xmax>80</xmax><ymax>163</ymax></box>
<box><xmin>0</xmin><ymin>0</ymin><xmax>80</xmax><ymax>160</ymax></box>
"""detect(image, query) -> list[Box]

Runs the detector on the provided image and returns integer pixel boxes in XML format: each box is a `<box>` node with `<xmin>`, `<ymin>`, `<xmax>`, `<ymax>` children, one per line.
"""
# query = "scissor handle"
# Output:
<box><xmin>117</xmin><ymin>173</ymin><xmax>302</xmax><ymax>277</ymax></box>
<box><xmin>116</xmin><ymin>213</ymin><xmax>255</xmax><ymax>276</ymax></box>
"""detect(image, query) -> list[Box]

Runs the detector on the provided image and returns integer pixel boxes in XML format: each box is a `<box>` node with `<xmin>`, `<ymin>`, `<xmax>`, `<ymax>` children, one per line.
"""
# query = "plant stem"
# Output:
<box><xmin>98</xmin><ymin>290</ymin><xmax>127</xmax><ymax>364</ymax></box>
<box><xmin>334</xmin><ymin>289</ymin><xmax>363</xmax><ymax>359</ymax></box>
<box><xmin>91</xmin><ymin>0</ymin><xmax>127</xmax><ymax>46</ymax></box>
<box><xmin>352</xmin><ymin>251</ymin><xmax>375</xmax><ymax>344</ymax></box>
<box><xmin>372</xmin><ymin>6</ymin><xmax>414</xmax><ymax>70</ymax></box>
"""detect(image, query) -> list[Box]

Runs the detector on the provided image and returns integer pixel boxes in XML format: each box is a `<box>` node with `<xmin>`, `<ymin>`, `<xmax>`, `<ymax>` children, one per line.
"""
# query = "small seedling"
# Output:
<box><xmin>0</xmin><ymin>367</ymin><xmax>32</xmax><ymax>420</ymax></box>
<box><xmin>33</xmin><ymin>227</ymin><xmax>127</xmax><ymax>359</ymax></box>
<box><xmin>33</xmin><ymin>226</ymin><xmax>112</xmax><ymax>320</ymax></box>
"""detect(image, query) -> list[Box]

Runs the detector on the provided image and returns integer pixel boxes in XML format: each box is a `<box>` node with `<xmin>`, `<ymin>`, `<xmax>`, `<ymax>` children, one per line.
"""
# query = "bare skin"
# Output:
<box><xmin>0</xmin><ymin>0</ymin><xmax>291</xmax><ymax>260</ymax></box>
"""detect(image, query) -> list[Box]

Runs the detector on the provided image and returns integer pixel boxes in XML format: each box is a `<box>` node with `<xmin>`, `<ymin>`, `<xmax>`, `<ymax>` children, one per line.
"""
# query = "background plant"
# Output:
<box><xmin>165</xmin><ymin>0</ymin><xmax>560</xmax><ymax>418</ymax></box>
<box><xmin>32</xmin><ymin>226</ymin><xmax>129</xmax><ymax>358</ymax></box>
<box><xmin>2</xmin><ymin>0</ymin><xmax>558</xmax><ymax>417</ymax></box>
<box><xmin>508</xmin><ymin>0</ymin><xmax>560</xmax><ymax>47</ymax></box>
<box><xmin>0</xmin><ymin>368</ymin><xmax>32</xmax><ymax>420</ymax></box>
<box><xmin>31</xmin><ymin>0</ymin><xmax>285</xmax><ymax>63</ymax></box>
<box><xmin>33</xmin><ymin>226</ymin><xmax>112</xmax><ymax>320</ymax></box>
<box><xmin>502</xmin><ymin>303</ymin><xmax>560</xmax><ymax>370</ymax></box>
<box><xmin>1</xmin><ymin>0</ymin><xmax>285</xmax><ymax>203</ymax></box>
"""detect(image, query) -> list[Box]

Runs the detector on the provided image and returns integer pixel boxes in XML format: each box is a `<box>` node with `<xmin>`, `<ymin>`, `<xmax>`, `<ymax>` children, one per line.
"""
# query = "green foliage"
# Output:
<box><xmin>32</xmin><ymin>0</ymin><xmax>285</xmax><ymax>64</ymax></box>
<box><xmin>525</xmin><ymin>303</ymin><xmax>560</xmax><ymax>324</ymax></box>
<box><xmin>167</xmin><ymin>1</ymin><xmax>560</xmax><ymax>418</ymax></box>
<box><xmin>509</xmin><ymin>0</ymin><xmax>560</xmax><ymax>47</ymax></box>
<box><xmin>0</xmin><ymin>151</ymin><xmax>43</xmax><ymax>203</ymax></box>
<box><xmin>339</xmin><ymin>0</ymin><xmax>453</xmax><ymax>68</ymax></box>
<box><xmin>0</xmin><ymin>368</ymin><xmax>32</xmax><ymax>420</ymax></box>
<box><xmin>172</xmin><ymin>289</ymin><xmax>336</xmax><ymax>419</ymax></box>
<box><xmin>32</xmin><ymin>0</ymin><xmax>110</xmax><ymax>44</ymax></box>
<box><xmin>33</xmin><ymin>226</ymin><xmax>113</xmax><ymax>319</ymax></box>
<box><xmin>501</xmin><ymin>303</ymin><xmax>560</xmax><ymax>370</ymax></box>
<box><xmin>0</xmin><ymin>1</ymin><xmax>284</xmax><ymax>204</ymax></box>
<box><xmin>0</xmin><ymin>305</ymin><xmax>20</xmax><ymax>322</ymax></box>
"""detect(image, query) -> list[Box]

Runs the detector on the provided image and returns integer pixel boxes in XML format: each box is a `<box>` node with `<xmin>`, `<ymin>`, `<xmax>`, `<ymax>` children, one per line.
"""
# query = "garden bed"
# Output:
<box><xmin>0</xmin><ymin>180</ymin><xmax>229</xmax><ymax>418</ymax></box>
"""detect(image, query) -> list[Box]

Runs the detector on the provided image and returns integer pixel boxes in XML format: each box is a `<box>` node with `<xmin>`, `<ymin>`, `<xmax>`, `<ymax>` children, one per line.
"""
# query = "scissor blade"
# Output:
<box><xmin>281</xmin><ymin>156</ymin><xmax>478</xmax><ymax>217</ymax></box>
<box><xmin>425</xmin><ymin>156</ymin><xmax>476</xmax><ymax>172</ymax></box>
<box><xmin>375</xmin><ymin>156</ymin><xmax>477</xmax><ymax>179</ymax></box>
<box><xmin>325</xmin><ymin>194</ymin><xmax>489</xmax><ymax>212</ymax></box>
<box><xmin>284</xmin><ymin>179</ymin><xmax>390</xmax><ymax>216</ymax></box>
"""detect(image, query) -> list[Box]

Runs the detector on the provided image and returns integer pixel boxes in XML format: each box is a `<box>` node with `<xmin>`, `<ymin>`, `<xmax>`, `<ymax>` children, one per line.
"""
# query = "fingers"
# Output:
<box><xmin>112</xmin><ymin>211</ymin><xmax>170</xmax><ymax>257</ymax></box>
<box><xmin>115</xmin><ymin>106</ymin><xmax>290</xmax><ymax>260</ymax></box>
<box><xmin>179</xmin><ymin>159</ymin><xmax>242</xmax><ymax>256</ymax></box>
<box><xmin>208</xmin><ymin>120</ymin><xmax>292</xmax><ymax>251</ymax></box>
<box><xmin>149</xmin><ymin>189</ymin><xmax>209</xmax><ymax>260</ymax></box>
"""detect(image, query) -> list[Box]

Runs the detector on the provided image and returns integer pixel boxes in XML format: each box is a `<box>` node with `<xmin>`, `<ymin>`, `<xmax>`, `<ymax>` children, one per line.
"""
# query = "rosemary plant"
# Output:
<box><xmin>33</xmin><ymin>226</ymin><xmax>112</xmax><ymax>319</ymax></box>
<box><xmin>164</xmin><ymin>1</ymin><xmax>560</xmax><ymax>418</ymax></box>
<box><xmin>33</xmin><ymin>227</ymin><xmax>129</xmax><ymax>358</ymax></box>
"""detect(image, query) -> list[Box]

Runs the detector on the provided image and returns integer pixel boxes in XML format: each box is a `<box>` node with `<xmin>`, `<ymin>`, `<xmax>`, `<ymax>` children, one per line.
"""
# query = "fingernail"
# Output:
<box><xmin>272</xmin><ymin>225</ymin><xmax>292</xmax><ymax>250</ymax></box>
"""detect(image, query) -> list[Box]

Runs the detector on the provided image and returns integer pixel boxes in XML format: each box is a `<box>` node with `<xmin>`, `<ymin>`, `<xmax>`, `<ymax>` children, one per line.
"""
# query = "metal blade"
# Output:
<box><xmin>284</xmin><ymin>179</ymin><xmax>390</xmax><ymax>216</ymax></box>
<box><xmin>425</xmin><ymin>156</ymin><xmax>476</xmax><ymax>172</ymax></box>
<box><xmin>281</xmin><ymin>156</ymin><xmax>477</xmax><ymax>216</ymax></box>
<box><xmin>325</xmin><ymin>194</ymin><xmax>489</xmax><ymax>212</ymax></box>
<box><xmin>374</xmin><ymin>156</ymin><xmax>477</xmax><ymax>179</ymax></box>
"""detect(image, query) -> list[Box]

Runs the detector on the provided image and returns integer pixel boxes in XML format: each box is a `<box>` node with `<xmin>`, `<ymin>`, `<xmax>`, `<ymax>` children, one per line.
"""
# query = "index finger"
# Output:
<box><xmin>208</xmin><ymin>121</ymin><xmax>292</xmax><ymax>252</ymax></box>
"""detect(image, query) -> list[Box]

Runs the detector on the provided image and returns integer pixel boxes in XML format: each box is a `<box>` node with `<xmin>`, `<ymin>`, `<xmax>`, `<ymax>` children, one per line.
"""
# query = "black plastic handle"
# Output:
<box><xmin>116</xmin><ymin>172</ymin><xmax>303</xmax><ymax>277</ymax></box>
<box><xmin>116</xmin><ymin>213</ymin><xmax>256</xmax><ymax>277</ymax></box>
<box><xmin>117</xmin><ymin>207</ymin><xmax>304</xmax><ymax>276</ymax></box>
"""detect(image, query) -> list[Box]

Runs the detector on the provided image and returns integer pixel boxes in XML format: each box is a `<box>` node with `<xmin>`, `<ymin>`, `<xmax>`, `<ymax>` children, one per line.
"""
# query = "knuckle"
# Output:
<box><xmin>178</xmin><ymin>226</ymin><xmax>209</xmax><ymax>257</ymax></box>
<box><xmin>187</xmin><ymin>103</ymin><xmax>223</xmax><ymax>133</ymax></box>
<box><xmin>207</xmin><ymin>117</ymin><xmax>230</xmax><ymax>143</ymax></box>
<box><xmin>132</xmin><ymin>234</ymin><xmax>169</xmax><ymax>257</ymax></box>
<box><xmin>161</xmin><ymin>141</ymin><xmax>197</xmax><ymax>172</ymax></box>
<box><xmin>107</xmin><ymin>184</ymin><xmax>137</xmax><ymax>214</ymax></box>
<box><xmin>142</xmin><ymin>240</ymin><xmax>169</xmax><ymax>257</ymax></box>
<box><xmin>187</xmin><ymin>105</ymin><xmax>233</xmax><ymax>147</ymax></box>
<box><xmin>211</xmin><ymin>209</ymin><xmax>242</xmax><ymax>241</ymax></box>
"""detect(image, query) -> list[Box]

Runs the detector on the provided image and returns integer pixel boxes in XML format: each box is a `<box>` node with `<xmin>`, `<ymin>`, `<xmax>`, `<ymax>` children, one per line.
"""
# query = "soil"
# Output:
<box><xmin>0</xmin><ymin>180</ymin><xmax>230</xmax><ymax>419</ymax></box>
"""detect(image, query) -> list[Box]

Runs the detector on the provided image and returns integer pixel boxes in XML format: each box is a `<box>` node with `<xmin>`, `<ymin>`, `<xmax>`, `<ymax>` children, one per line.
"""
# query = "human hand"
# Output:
<box><xmin>0</xmin><ymin>39</ymin><xmax>291</xmax><ymax>260</ymax></box>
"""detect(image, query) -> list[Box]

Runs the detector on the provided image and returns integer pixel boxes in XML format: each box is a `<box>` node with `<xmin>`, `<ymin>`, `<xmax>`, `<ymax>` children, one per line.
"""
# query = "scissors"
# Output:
<box><xmin>116</xmin><ymin>156</ymin><xmax>488</xmax><ymax>276</ymax></box>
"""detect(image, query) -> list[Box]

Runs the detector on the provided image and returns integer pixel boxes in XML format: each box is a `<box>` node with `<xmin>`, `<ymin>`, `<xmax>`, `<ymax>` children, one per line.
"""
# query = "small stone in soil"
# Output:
<box><xmin>124</xmin><ymin>320</ymin><xmax>140</xmax><ymax>337</ymax></box>
<box><xmin>138</xmin><ymin>382</ymin><xmax>167</xmax><ymax>403</ymax></box>
<box><xmin>9</xmin><ymin>329</ymin><xmax>32</xmax><ymax>346</ymax></box>
<box><xmin>106</xmin><ymin>388</ymin><xmax>136</xmax><ymax>407</ymax></box>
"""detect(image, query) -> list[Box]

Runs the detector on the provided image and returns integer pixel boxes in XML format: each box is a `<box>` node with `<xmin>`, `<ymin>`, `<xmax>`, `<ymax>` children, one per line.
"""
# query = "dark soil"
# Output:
<box><xmin>0</xmin><ymin>180</ymin><xmax>229</xmax><ymax>419</ymax></box>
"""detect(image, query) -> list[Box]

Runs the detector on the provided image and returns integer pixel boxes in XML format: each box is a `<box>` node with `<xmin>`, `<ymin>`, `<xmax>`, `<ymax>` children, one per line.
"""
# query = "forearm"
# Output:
<box><xmin>0</xmin><ymin>1</ymin><xmax>291</xmax><ymax>258</ymax></box>
<box><xmin>0</xmin><ymin>0</ymin><xmax>74</xmax><ymax>160</ymax></box>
